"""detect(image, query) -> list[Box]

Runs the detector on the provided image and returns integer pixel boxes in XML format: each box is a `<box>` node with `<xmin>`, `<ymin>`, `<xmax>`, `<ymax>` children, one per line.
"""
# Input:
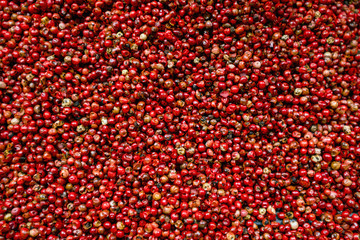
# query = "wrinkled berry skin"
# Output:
<box><xmin>0</xmin><ymin>0</ymin><xmax>360</xmax><ymax>239</ymax></box>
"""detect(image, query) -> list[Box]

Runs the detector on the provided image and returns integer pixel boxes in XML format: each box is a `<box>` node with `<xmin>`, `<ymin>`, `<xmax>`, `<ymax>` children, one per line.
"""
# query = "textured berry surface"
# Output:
<box><xmin>1</xmin><ymin>0</ymin><xmax>360</xmax><ymax>239</ymax></box>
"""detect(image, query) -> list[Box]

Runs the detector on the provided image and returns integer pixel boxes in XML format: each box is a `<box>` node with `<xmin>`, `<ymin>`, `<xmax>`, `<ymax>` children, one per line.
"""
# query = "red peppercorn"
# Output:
<box><xmin>1</xmin><ymin>1</ymin><xmax>360</xmax><ymax>239</ymax></box>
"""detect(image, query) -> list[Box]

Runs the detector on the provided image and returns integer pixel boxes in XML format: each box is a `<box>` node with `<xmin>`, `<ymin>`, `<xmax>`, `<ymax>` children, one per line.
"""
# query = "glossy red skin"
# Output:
<box><xmin>0</xmin><ymin>0</ymin><xmax>360</xmax><ymax>239</ymax></box>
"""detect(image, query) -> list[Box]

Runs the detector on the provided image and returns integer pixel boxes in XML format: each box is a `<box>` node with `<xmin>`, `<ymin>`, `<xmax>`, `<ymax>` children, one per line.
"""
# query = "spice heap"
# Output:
<box><xmin>1</xmin><ymin>0</ymin><xmax>360</xmax><ymax>239</ymax></box>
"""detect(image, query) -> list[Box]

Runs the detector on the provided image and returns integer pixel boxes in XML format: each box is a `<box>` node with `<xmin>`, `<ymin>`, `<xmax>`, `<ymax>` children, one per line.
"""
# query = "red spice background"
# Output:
<box><xmin>1</xmin><ymin>0</ymin><xmax>360</xmax><ymax>239</ymax></box>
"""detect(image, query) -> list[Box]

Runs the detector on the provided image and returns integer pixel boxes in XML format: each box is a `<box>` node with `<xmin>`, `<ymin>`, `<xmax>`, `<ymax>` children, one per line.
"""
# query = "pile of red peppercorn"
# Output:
<box><xmin>1</xmin><ymin>0</ymin><xmax>360</xmax><ymax>239</ymax></box>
